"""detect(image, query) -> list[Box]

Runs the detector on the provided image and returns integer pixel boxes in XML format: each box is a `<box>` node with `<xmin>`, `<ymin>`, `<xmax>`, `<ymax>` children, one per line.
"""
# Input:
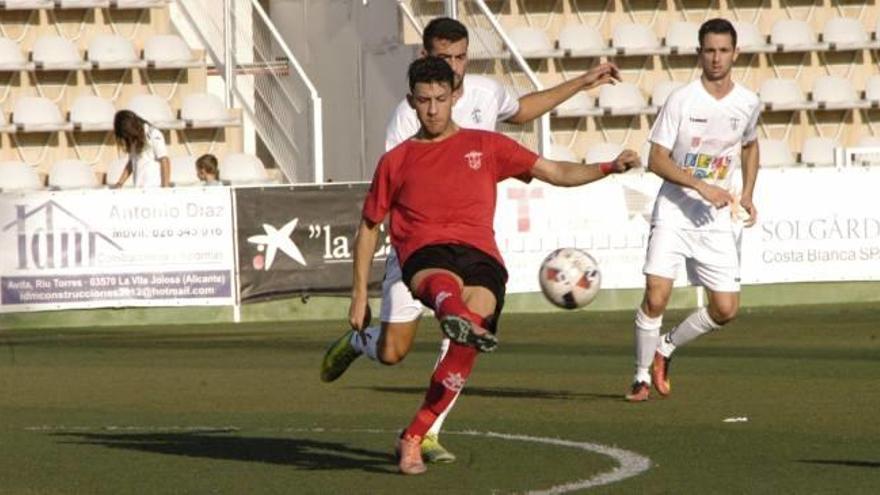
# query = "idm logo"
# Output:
<box><xmin>2</xmin><ymin>200</ymin><xmax>122</xmax><ymax>269</ymax></box>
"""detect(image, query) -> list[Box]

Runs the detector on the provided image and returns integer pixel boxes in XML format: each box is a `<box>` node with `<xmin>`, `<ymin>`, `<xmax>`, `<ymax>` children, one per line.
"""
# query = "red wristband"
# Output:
<box><xmin>600</xmin><ymin>162</ymin><xmax>615</xmax><ymax>175</ymax></box>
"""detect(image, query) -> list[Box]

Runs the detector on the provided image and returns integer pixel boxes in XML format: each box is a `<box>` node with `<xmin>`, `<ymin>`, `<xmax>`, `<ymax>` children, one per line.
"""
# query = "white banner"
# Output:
<box><xmin>740</xmin><ymin>168</ymin><xmax>880</xmax><ymax>283</ymax></box>
<box><xmin>0</xmin><ymin>188</ymin><xmax>235</xmax><ymax>312</ymax></box>
<box><xmin>494</xmin><ymin>168</ymin><xmax>880</xmax><ymax>293</ymax></box>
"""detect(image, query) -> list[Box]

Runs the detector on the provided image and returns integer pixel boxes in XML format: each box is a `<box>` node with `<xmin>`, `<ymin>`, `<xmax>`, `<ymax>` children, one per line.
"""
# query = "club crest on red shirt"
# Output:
<box><xmin>465</xmin><ymin>151</ymin><xmax>483</xmax><ymax>170</ymax></box>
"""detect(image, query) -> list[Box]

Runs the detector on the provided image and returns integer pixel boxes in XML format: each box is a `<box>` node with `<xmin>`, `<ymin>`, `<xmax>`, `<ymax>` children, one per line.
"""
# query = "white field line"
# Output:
<box><xmin>25</xmin><ymin>425</ymin><xmax>652</xmax><ymax>493</ymax></box>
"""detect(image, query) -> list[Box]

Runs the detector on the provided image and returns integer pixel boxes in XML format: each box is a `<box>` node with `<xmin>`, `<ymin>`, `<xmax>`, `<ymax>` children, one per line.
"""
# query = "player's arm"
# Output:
<box><xmin>507</xmin><ymin>63</ymin><xmax>620</xmax><ymax>124</ymax></box>
<box><xmin>349</xmin><ymin>218</ymin><xmax>381</xmax><ymax>331</ymax></box>
<box><xmin>530</xmin><ymin>150</ymin><xmax>640</xmax><ymax>186</ymax></box>
<box><xmin>648</xmin><ymin>143</ymin><xmax>733</xmax><ymax>208</ymax></box>
<box><xmin>739</xmin><ymin>139</ymin><xmax>759</xmax><ymax>227</ymax></box>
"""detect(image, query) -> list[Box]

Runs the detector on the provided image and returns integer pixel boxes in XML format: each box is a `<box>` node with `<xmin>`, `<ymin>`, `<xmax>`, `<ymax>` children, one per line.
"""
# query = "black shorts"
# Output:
<box><xmin>402</xmin><ymin>243</ymin><xmax>508</xmax><ymax>333</ymax></box>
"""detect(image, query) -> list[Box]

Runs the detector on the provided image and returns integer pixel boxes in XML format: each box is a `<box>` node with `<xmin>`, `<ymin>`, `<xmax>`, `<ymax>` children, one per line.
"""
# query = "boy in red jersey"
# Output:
<box><xmin>346</xmin><ymin>57</ymin><xmax>640</xmax><ymax>475</ymax></box>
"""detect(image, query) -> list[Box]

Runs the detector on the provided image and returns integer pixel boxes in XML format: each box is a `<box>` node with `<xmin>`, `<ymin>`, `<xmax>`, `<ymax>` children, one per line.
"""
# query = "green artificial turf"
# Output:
<box><xmin>1</xmin><ymin>303</ymin><xmax>878</xmax><ymax>494</ymax></box>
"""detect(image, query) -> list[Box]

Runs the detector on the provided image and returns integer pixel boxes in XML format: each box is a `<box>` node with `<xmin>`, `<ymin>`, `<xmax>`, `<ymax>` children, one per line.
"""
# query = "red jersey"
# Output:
<box><xmin>362</xmin><ymin>128</ymin><xmax>539</xmax><ymax>267</ymax></box>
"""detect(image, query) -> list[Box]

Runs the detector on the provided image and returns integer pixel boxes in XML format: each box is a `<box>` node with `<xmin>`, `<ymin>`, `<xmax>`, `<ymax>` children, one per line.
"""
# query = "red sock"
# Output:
<box><xmin>404</xmin><ymin>342</ymin><xmax>479</xmax><ymax>439</ymax></box>
<box><xmin>416</xmin><ymin>273</ymin><xmax>470</xmax><ymax>321</ymax></box>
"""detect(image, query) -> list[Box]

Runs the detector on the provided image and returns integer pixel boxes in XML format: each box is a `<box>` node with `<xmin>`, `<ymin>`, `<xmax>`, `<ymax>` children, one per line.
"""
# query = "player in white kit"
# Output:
<box><xmin>625</xmin><ymin>18</ymin><xmax>761</xmax><ymax>402</ymax></box>
<box><xmin>321</xmin><ymin>17</ymin><xmax>621</xmax><ymax>460</ymax></box>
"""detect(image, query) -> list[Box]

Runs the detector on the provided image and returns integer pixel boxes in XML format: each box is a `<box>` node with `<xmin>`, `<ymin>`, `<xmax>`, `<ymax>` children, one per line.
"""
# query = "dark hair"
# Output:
<box><xmin>408</xmin><ymin>56</ymin><xmax>455</xmax><ymax>92</ymax></box>
<box><xmin>196</xmin><ymin>154</ymin><xmax>219</xmax><ymax>175</ymax></box>
<box><xmin>113</xmin><ymin>110</ymin><xmax>149</xmax><ymax>154</ymax></box>
<box><xmin>699</xmin><ymin>18</ymin><xmax>737</xmax><ymax>48</ymax></box>
<box><xmin>422</xmin><ymin>17</ymin><xmax>469</xmax><ymax>52</ymax></box>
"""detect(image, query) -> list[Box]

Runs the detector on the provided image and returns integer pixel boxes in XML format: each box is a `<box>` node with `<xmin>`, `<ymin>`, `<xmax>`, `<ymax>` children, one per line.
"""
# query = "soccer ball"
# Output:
<box><xmin>538</xmin><ymin>248</ymin><xmax>601</xmax><ymax>309</ymax></box>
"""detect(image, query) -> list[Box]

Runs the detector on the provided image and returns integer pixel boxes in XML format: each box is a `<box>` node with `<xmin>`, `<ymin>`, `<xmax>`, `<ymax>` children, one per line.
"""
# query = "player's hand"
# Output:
<box><xmin>739</xmin><ymin>195</ymin><xmax>758</xmax><ymax>227</ymax></box>
<box><xmin>696</xmin><ymin>183</ymin><xmax>734</xmax><ymax>209</ymax></box>
<box><xmin>609</xmin><ymin>149</ymin><xmax>641</xmax><ymax>173</ymax></box>
<box><xmin>580</xmin><ymin>62</ymin><xmax>621</xmax><ymax>90</ymax></box>
<box><xmin>348</xmin><ymin>296</ymin><xmax>371</xmax><ymax>332</ymax></box>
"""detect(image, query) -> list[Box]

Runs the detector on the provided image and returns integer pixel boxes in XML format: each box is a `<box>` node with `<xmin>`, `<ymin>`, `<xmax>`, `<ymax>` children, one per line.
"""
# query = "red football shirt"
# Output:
<box><xmin>362</xmin><ymin>128</ymin><xmax>539</xmax><ymax>267</ymax></box>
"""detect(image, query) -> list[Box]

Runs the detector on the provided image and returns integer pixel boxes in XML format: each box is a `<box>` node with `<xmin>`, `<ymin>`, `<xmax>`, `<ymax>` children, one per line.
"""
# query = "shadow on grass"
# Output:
<box><xmin>797</xmin><ymin>459</ymin><xmax>880</xmax><ymax>469</ymax></box>
<box><xmin>365</xmin><ymin>386</ymin><xmax>621</xmax><ymax>401</ymax></box>
<box><xmin>54</xmin><ymin>432</ymin><xmax>397</xmax><ymax>473</ymax></box>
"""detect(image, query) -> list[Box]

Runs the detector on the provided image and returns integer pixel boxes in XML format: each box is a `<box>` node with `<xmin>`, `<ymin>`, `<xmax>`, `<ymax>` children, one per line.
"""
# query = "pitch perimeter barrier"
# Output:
<box><xmin>2</xmin><ymin>168</ymin><xmax>879</xmax><ymax>314</ymax></box>
<box><xmin>0</xmin><ymin>188</ymin><xmax>235</xmax><ymax>312</ymax></box>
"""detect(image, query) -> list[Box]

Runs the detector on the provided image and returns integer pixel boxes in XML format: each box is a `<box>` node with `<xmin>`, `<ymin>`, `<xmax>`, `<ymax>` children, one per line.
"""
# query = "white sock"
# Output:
<box><xmin>427</xmin><ymin>338</ymin><xmax>454</xmax><ymax>437</ymax></box>
<box><xmin>665</xmin><ymin>307</ymin><xmax>722</xmax><ymax>352</ymax></box>
<box><xmin>634</xmin><ymin>307</ymin><xmax>662</xmax><ymax>384</ymax></box>
<box><xmin>349</xmin><ymin>325</ymin><xmax>381</xmax><ymax>361</ymax></box>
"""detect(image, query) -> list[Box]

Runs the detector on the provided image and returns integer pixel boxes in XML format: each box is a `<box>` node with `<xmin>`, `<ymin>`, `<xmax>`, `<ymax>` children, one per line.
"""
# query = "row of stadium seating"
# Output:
<box><xmin>0</xmin><ymin>92</ymin><xmax>240</xmax><ymax>132</ymax></box>
<box><xmin>1</xmin><ymin>0</ymin><xmax>165</xmax><ymax>10</ymax></box>
<box><xmin>544</xmin><ymin>137</ymin><xmax>880</xmax><ymax>169</ymax></box>
<box><xmin>0</xmin><ymin>152</ymin><xmax>271</xmax><ymax>191</ymax></box>
<box><xmin>545</xmin><ymin>76</ymin><xmax>880</xmax><ymax>118</ymax></box>
<box><xmin>0</xmin><ymin>34</ymin><xmax>199</xmax><ymax>70</ymax></box>
<box><xmin>470</xmin><ymin>18</ymin><xmax>880</xmax><ymax>60</ymax></box>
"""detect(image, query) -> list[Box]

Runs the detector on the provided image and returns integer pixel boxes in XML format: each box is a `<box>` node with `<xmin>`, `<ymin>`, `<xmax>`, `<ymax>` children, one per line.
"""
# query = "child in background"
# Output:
<box><xmin>196</xmin><ymin>154</ymin><xmax>221</xmax><ymax>185</ymax></box>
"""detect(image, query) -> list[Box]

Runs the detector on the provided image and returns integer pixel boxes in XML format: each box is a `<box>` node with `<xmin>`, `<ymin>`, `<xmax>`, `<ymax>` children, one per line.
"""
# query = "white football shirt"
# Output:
<box><xmin>384</xmin><ymin>74</ymin><xmax>520</xmax><ymax>150</ymax></box>
<box><xmin>130</xmin><ymin>124</ymin><xmax>169</xmax><ymax>188</ymax></box>
<box><xmin>649</xmin><ymin>79</ymin><xmax>760</xmax><ymax>231</ymax></box>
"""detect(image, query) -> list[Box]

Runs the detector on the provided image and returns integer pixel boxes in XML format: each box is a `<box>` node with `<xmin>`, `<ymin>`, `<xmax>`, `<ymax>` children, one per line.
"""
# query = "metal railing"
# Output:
<box><xmin>174</xmin><ymin>0</ymin><xmax>323</xmax><ymax>183</ymax></box>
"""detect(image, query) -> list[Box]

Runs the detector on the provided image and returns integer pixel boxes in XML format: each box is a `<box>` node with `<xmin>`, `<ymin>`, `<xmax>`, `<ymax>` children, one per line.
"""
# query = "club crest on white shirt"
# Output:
<box><xmin>471</xmin><ymin>107</ymin><xmax>482</xmax><ymax>124</ymax></box>
<box><xmin>465</xmin><ymin>151</ymin><xmax>483</xmax><ymax>170</ymax></box>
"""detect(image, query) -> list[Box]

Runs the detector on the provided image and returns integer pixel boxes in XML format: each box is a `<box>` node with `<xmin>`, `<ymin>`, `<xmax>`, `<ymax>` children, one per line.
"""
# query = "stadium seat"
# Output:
<box><xmin>650</xmin><ymin>80</ymin><xmax>685</xmax><ymax>110</ymax></box>
<box><xmin>58</xmin><ymin>0</ymin><xmax>110</xmax><ymax>7</ymax></box>
<box><xmin>219</xmin><ymin>153</ymin><xmax>270</xmax><ymax>184</ymax></box>
<box><xmin>759</xmin><ymin>78</ymin><xmax>814</xmax><ymax>111</ymax></box>
<box><xmin>169</xmin><ymin>155</ymin><xmax>201</xmax><ymax>186</ymax></box>
<box><xmin>180</xmin><ymin>92</ymin><xmax>241</xmax><ymax>128</ymax></box>
<box><xmin>733</xmin><ymin>22</ymin><xmax>773</xmax><ymax>53</ymax></box>
<box><xmin>758</xmin><ymin>139</ymin><xmax>796</xmax><ymax>167</ymax></box>
<box><xmin>545</xmin><ymin>143</ymin><xmax>578</xmax><ymax>162</ymax></box>
<box><xmin>665</xmin><ymin>21</ymin><xmax>700</xmax><ymax>55</ymax></box>
<box><xmin>811</xmin><ymin>75</ymin><xmax>865</xmax><ymax>110</ymax></box>
<box><xmin>598</xmin><ymin>82</ymin><xmax>650</xmax><ymax>115</ymax></box>
<box><xmin>143</xmin><ymin>35</ymin><xmax>201</xmax><ymax>69</ymax></box>
<box><xmin>558</xmin><ymin>24</ymin><xmax>611</xmax><ymax>58</ymax></box>
<box><xmin>0</xmin><ymin>107</ymin><xmax>12</xmax><ymax>133</ymax></box>
<box><xmin>864</xmin><ymin>75</ymin><xmax>880</xmax><ymax>106</ymax></box>
<box><xmin>467</xmin><ymin>27</ymin><xmax>504</xmax><ymax>60</ymax></box>
<box><xmin>13</xmin><ymin>96</ymin><xmax>72</xmax><ymax>132</ymax></box>
<box><xmin>821</xmin><ymin>17</ymin><xmax>870</xmax><ymax>51</ymax></box>
<box><xmin>800</xmin><ymin>137</ymin><xmax>838</xmax><ymax>167</ymax></box>
<box><xmin>2</xmin><ymin>0</ymin><xmax>53</xmax><ymax>9</ymax></box>
<box><xmin>48</xmin><ymin>159</ymin><xmax>99</xmax><ymax>190</ymax></box>
<box><xmin>125</xmin><ymin>94</ymin><xmax>184</xmax><ymax>129</ymax></box>
<box><xmin>69</xmin><ymin>95</ymin><xmax>116</xmax><ymax>131</ymax></box>
<box><xmin>611</xmin><ymin>23</ymin><xmax>667</xmax><ymax>56</ymax></box>
<box><xmin>553</xmin><ymin>91</ymin><xmax>598</xmax><ymax>117</ymax></box>
<box><xmin>769</xmin><ymin>19</ymin><xmax>826</xmax><ymax>52</ymax></box>
<box><xmin>31</xmin><ymin>35</ymin><xmax>89</xmax><ymax>71</ymax></box>
<box><xmin>88</xmin><ymin>34</ymin><xmax>145</xmax><ymax>70</ymax></box>
<box><xmin>112</xmin><ymin>0</ymin><xmax>168</xmax><ymax>8</ymax></box>
<box><xmin>0</xmin><ymin>161</ymin><xmax>43</xmax><ymax>191</ymax></box>
<box><xmin>507</xmin><ymin>26</ymin><xmax>562</xmax><ymax>59</ymax></box>
<box><xmin>852</xmin><ymin>136</ymin><xmax>880</xmax><ymax>166</ymax></box>
<box><xmin>0</xmin><ymin>37</ymin><xmax>32</xmax><ymax>71</ymax></box>
<box><xmin>585</xmin><ymin>141</ymin><xmax>624</xmax><ymax>164</ymax></box>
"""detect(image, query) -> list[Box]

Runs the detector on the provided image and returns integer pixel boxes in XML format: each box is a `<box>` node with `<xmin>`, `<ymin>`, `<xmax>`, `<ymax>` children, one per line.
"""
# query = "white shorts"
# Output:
<box><xmin>643</xmin><ymin>226</ymin><xmax>742</xmax><ymax>292</ymax></box>
<box><xmin>379</xmin><ymin>247</ymin><xmax>424</xmax><ymax>323</ymax></box>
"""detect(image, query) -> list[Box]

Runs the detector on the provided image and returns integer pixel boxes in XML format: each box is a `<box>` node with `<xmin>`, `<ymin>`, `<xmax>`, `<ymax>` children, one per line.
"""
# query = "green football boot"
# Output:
<box><xmin>421</xmin><ymin>433</ymin><xmax>456</xmax><ymax>463</ymax></box>
<box><xmin>320</xmin><ymin>330</ymin><xmax>361</xmax><ymax>382</ymax></box>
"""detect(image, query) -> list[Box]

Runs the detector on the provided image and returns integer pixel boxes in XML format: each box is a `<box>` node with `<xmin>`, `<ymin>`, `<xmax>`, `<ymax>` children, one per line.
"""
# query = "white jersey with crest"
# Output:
<box><xmin>384</xmin><ymin>74</ymin><xmax>519</xmax><ymax>150</ymax></box>
<box><xmin>649</xmin><ymin>79</ymin><xmax>760</xmax><ymax>231</ymax></box>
